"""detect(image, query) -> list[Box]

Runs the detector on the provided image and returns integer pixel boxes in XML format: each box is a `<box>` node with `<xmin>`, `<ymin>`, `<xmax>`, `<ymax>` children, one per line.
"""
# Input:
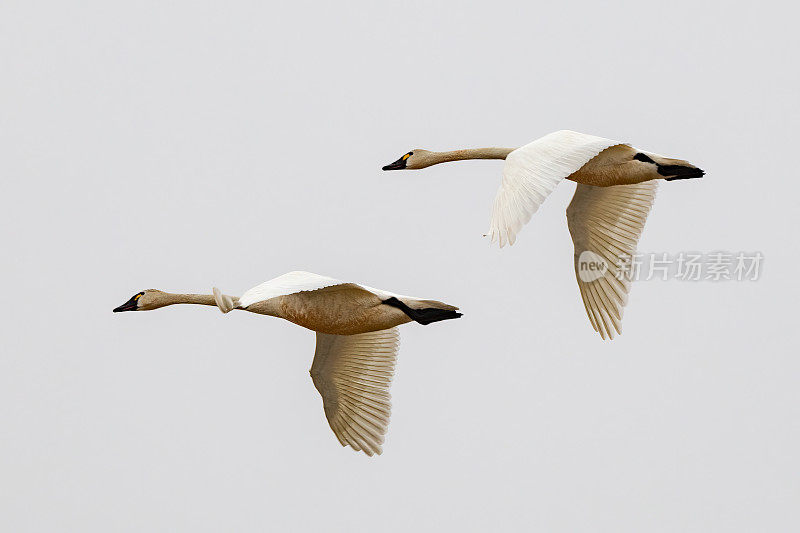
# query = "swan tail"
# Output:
<box><xmin>636</xmin><ymin>152</ymin><xmax>705</xmax><ymax>181</ymax></box>
<box><xmin>212</xmin><ymin>287</ymin><xmax>239</xmax><ymax>314</ymax></box>
<box><xmin>382</xmin><ymin>296</ymin><xmax>462</xmax><ymax>325</ymax></box>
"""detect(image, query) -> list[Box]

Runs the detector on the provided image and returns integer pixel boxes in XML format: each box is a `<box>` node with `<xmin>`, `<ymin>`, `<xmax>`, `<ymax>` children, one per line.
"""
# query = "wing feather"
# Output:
<box><xmin>240</xmin><ymin>271</ymin><xmax>429</xmax><ymax>309</ymax></box>
<box><xmin>239</xmin><ymin>271</ymin><xmax>344</xmax><ymax>308</ymax></box>
<box><xmin>310</xmin><ymin>328</ymin><xmax>400</xmax><ymax>456</ymax></box>
<box><xmin>567</xmin><ymin>181</ymin><xmax>658</xmax><ymax>339</ymax></box>
<box><xmin>488</xmin><ymin>130</ymin><xmax>624</xmax><ymax>247</ymax></box>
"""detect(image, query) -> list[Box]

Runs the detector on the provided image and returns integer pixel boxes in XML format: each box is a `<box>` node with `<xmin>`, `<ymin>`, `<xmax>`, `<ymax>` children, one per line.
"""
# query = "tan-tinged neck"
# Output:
<box><xmin>417</xmin><ymin>147</ymin><xmax>515</xmax><ymax>169</ymax></box>
<box><xmin>154</xmin><ymin>292</ymin><xmax>218</xmax><ymax>308</ymax></box>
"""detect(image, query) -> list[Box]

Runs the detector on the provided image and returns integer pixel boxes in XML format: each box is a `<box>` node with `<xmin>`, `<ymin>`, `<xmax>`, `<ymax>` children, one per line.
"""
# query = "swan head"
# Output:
<box><xmin>113</xmin><ymin>289</ymin><xmax>167</xmax><ymax>312</ymax></box>
<box><xmin>382</xmin><ymin>149</ymin><xmax>434</xmax><ymax>171</ymax></box>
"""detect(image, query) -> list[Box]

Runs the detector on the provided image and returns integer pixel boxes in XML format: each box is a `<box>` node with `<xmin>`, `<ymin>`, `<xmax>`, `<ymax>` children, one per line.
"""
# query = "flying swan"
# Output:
<box><xmin>383</xmin><ymin>130</ymin><xmax>703</xmax><ymax>339</ymax></box>
<box><xmin>113</xmin><ymin>271</ymin><xmax>462</xmax><ymax>456</ymax></box>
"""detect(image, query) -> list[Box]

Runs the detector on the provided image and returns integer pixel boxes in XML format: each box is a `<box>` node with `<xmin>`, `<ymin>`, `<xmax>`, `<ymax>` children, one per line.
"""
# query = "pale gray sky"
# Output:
<box><xmin>1</xmin><ymin>1</ymin><xmax>798</xmax><ymax>531</ymax></box>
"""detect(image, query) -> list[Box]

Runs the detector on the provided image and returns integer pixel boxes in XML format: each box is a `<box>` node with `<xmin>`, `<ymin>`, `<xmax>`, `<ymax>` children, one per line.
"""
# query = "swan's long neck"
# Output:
<box><xmin>157</xmin><ymin>293</ymin><xmax>218</xmax><ymax>308</ymax></box>
<box><xmin>423</xmin><ymin>147</ymin><xmax>515</xmax><ymax>167</ymax></box>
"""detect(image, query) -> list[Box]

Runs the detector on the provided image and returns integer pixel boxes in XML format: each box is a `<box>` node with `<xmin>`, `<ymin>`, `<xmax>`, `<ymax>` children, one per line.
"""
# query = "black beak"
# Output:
<box><xmin>113</xmin><ymin>296</ymin><xmax>139</xmax><ymax>313</ymax></box>
<box><xmin>382</xmin><ymin>156</ymin><xmax>407</xmax><ymax>171</ymax></box>
<box><xmin>661</xmin><ymin>166</ymin><xmax>705</xmax><ymax>181</ymax></box>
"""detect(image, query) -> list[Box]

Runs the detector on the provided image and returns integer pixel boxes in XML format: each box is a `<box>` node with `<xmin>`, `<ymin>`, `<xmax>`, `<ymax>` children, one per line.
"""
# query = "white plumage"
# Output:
<box><xmin>489</xmin><ymin>131</ymin><xmax>657</xmax><ymax>338</ymax></box>
<box><xmin>238</xmin><ymin>271</ymin><xmax>344</xmax><ymax>307</ymax></box>
<box><xmin>488</xmin><ymin>130</ymin><xmax>623</xmax><ymax>247</ymax></box>
<box><xmin>238</xmin><ymin>271</ymin><xmax>421</xmax><ymax>309</ymax></box>
<box><xmin>311</xmin><ymin>328</ymin><xmax>399</xmax><ymax>456</ymax></box>
<box><xmin>567</xmin><ymin>182</ymin><xmax>658</xmax><ymax>339</ymax></box>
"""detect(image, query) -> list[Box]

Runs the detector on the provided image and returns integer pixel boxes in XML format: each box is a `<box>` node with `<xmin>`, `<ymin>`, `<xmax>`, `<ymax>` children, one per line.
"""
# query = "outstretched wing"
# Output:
<box><xmin>566</xmin><ymin>181</ymin><xmax>658</xmax><ymax>339</ymax></box>
<box><xmin>310</xmin><ymin>328</ymin><xmax>400</xmax><ymax>456</ymax></box>
<box><xmin>488</xmin><ymin>130</ymin><xmax>624</xmax><ymax>247</ymax></box>
<box><xmin>239</xmin><ymin>271</ymin><xmax>428</xmax><ymax>309</ymax></box>
<box><xmin>239</xmin><ymin>271</ymin><xmax>344</xmax><ymax>308</ymax></box>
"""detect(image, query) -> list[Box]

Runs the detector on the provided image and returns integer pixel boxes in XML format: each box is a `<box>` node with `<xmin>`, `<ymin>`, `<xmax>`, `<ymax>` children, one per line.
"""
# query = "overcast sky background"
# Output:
<box><xmin>2</xmin><ymin>1</ymin><xmax>798</xmax><ymax>531</ymax></box>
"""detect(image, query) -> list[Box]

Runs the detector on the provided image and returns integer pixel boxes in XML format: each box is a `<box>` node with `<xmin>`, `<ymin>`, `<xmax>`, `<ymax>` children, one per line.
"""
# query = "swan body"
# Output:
<box><xmin>384</xmin><ymin>130</ymin><xmax>704</xmax><ymax>339</ymax></box>
<box><xmin>113</xmin><ymin>271</ymin><xmax>461</xmax><ymax>455</ymax></box>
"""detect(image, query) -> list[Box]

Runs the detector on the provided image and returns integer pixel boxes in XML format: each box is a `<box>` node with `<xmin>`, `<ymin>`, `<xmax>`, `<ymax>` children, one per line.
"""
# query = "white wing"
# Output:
<box><xmin>488</xmin><ymin>130</ymin><xmax>625</xmax><ymax>247</ymax></box>
<box><xmin>566</xmin><ymin>182</ymin><xmax>658</xmax><ymax>339</ymax></box>
<box><xmin>310</xmin><ymin>328</ymin><xmax>399</xmax><ymax>456</ymax></box>
<box><xmin>239</xmin><ymin>271</ymin><xmax>423</xmax><ymax>308</ymax></box>
<box><xmin>238</xmin><ymin>271</ymin><xmax>343</xmax><ymax>308</ymax></box>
